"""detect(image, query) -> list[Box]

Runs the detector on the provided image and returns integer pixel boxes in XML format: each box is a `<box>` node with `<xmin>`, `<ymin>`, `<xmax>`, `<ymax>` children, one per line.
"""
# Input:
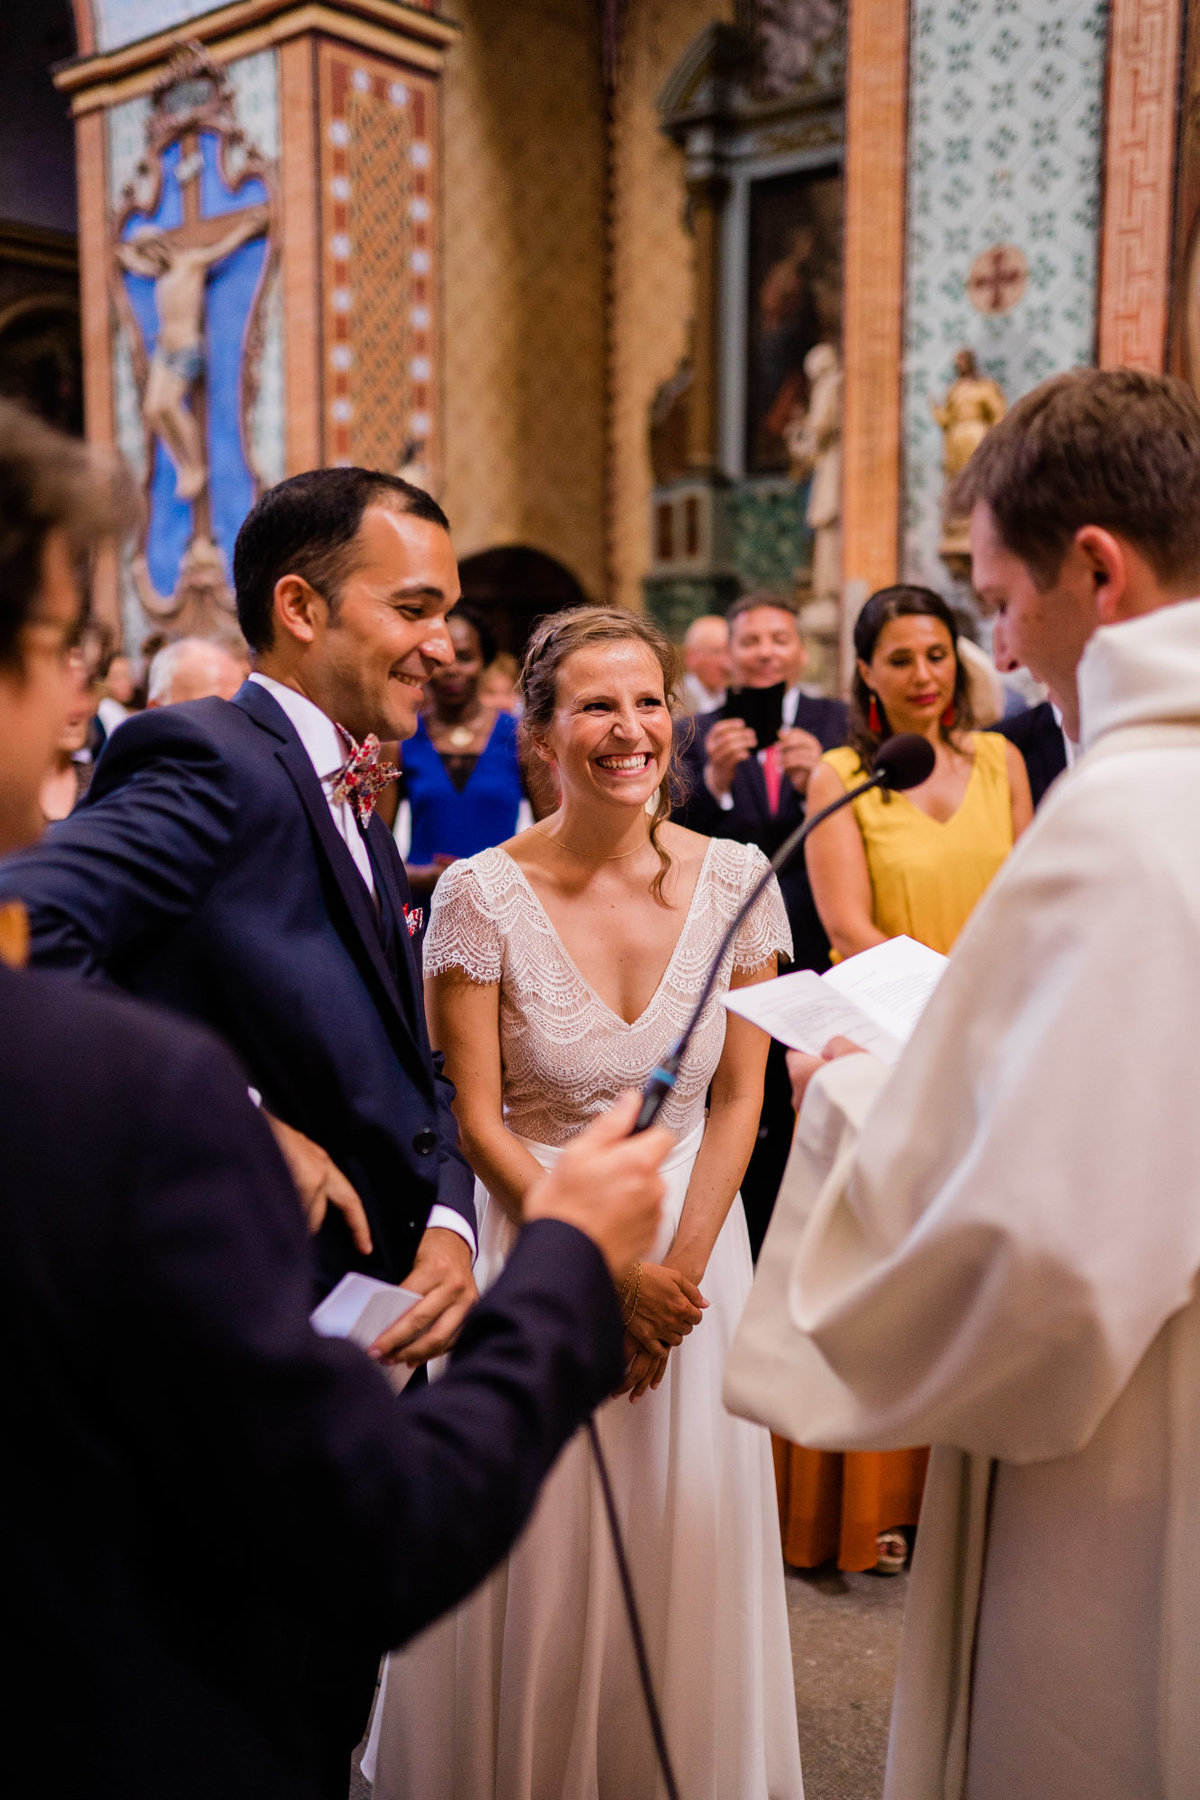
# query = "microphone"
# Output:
<box><xmin>592</xmin><ymin>736</ymin><xmax>938</xmax><ymax>1800</ymax></box>
<box><xmin>633</xmin><ymin>732</ymin><xmax>935</xmax><ymax>1132</ymax></box>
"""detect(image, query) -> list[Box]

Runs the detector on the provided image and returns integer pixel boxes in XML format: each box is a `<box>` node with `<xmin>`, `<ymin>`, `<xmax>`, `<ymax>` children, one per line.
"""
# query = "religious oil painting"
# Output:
<box><xmin>744</xmin><ymin>164</ymin><xmax>843</xmax><ymax>475</ymax></box>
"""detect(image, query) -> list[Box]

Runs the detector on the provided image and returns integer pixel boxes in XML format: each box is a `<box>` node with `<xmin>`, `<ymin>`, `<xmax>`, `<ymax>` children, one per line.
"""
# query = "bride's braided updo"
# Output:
<box><xmin>520</xmin><ymin>606</ymin><xmax>689</xmax><ymax>905</ymax></box>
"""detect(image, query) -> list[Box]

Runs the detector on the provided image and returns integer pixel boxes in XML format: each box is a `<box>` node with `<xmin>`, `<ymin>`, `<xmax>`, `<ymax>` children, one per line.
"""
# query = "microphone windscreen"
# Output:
<box><xmin>874</xmin><ymin>732</ymin><xmax>936</xmax><ymax>791</ymax></box>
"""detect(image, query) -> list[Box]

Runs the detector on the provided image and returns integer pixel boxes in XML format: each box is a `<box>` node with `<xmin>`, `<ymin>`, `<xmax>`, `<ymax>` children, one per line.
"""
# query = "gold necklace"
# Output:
<box><xmin>443</xmin><ymin>703</ymin><xmax>487</xmax><ymax>752</ymax></box>
<box><xmin>534</xmin><ymin>825</ymin><xmax>651</xmax><ymax>861</ymax></box>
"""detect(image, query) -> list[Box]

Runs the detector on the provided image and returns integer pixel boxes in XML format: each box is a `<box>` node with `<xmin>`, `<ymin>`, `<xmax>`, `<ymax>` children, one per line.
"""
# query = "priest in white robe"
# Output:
<box><xmin>726</xmin><ymin>368</ymin><xmax>1200</xmax><ymax>1800</ymax></box>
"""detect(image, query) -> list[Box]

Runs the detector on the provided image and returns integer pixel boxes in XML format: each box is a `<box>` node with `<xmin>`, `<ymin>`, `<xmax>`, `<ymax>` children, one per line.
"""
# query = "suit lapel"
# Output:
<box><xmin>233</xmin><ymin>683</ymin><xmax>425</xmax><ymax>1071</ymax></box>
<box><xmin>364</xmin><ymin>812</ymin><xmax>422</xmax><ymax>1013</ymax></box>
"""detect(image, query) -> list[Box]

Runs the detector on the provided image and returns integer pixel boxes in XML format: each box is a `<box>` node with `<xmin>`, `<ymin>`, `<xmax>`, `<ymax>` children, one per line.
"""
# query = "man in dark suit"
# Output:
<box><xmin>0</xmin><ymin>398</ymin><xmax>671</xmax><ymax>1800</ymax></box>
<box><xmin>0</xmin><ymin>466</ymin><xmax>491</xmax><ymax>1791</ymax></box>
<box><xmin>994</xmin><ymin>698</ymin><xmax>1071</xmax><ymax>806</ymax></box>
<box><xmin>675</xmin><ymin>592</ymin><xmax>848</xmax><ymax>1253</ymax></box>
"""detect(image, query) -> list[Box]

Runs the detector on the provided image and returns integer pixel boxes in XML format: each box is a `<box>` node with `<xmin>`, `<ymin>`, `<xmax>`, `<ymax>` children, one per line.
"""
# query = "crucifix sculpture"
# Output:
<box><xmin>116</xmin><ymin>182</ymin><xmax>269</xmax><ymax>505</ymax></box>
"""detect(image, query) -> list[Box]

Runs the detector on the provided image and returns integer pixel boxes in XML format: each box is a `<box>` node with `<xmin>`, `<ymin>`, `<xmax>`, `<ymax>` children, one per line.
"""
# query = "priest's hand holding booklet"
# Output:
<box><xmin>719</xmin><ymin>935</ymin><xmax>948</xmax><ymax>1103</ymax></box>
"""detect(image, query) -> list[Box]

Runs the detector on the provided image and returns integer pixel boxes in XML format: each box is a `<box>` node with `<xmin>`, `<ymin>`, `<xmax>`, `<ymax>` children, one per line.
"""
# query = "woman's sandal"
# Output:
<box><xmin>873</xmin><ymin>1529</ymin><xmax>908</xmax><ymax>1575</ymax></box>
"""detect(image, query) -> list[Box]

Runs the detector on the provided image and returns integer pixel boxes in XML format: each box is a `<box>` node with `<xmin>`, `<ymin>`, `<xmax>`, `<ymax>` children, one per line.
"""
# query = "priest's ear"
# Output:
<box><xmin>1072</xmin><ymin>526</ymin><xmax>1128</xmax><ymax>624</ymax></box>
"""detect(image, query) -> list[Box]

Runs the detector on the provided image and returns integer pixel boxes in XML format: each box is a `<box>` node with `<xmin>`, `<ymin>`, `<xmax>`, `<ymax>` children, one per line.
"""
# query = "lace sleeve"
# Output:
<box><xmin>422</xmin><ymin>858</ymin><xmax>502</xmax><ymax>984</ymax></box>
<box><xmin>731</xmin><ymin>845</ymin><xmax>793</xmax><ymax>973</ymax></box>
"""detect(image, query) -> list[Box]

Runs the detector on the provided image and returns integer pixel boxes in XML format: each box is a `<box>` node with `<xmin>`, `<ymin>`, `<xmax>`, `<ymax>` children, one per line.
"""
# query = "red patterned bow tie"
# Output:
<box><xmin>328</xmin><ymin>728</ymin><xmax>401</xmax><ymax>827</ymax></box>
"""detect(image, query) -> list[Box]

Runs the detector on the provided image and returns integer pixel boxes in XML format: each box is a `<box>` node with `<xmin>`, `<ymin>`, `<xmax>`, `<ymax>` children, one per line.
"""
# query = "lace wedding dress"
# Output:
<box><xmin>363</xmin><ymin>839</ymin><xmax>804</xmax><ymax>1800</ymax></box>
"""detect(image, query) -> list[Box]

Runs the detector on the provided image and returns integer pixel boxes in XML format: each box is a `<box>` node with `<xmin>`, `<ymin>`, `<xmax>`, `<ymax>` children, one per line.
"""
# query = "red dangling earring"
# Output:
<box><xmin>868</xmin><ymin>693</ymin><xmax>881</xmax><ymax>734</ymax></box>
<box><xmin>940</xmin><ymin>701</ymin><xmax>956</xmax><ymax>729</ymax></box>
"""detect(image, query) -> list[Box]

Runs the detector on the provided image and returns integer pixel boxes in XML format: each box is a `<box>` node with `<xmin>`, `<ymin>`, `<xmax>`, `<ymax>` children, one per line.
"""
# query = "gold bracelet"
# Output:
<box><xmin>619</xmin><ymin>1260</ymin><xmax>642</xmax><ymax>1328</ymax></box>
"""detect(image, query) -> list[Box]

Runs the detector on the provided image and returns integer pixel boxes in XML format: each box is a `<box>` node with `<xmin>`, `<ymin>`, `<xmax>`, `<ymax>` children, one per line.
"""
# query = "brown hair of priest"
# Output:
<box><xmin>0</xmin><ymin>399</ymin><xmax>137</xmax><ymax>666</ymax></box>
<box><xmin>848</xmin><ymin>584</ymin><xmax>977</xmax><ymax>775</ymax></box>
<box><xmin>519</xmin><ymin>605</ymin><xmax>686</xmax><ymax>904</ymax></box>
<box><xmin>948</xmin><ymin>367</ymin><xmax>1200</xmax><ymax>590</ymax></box>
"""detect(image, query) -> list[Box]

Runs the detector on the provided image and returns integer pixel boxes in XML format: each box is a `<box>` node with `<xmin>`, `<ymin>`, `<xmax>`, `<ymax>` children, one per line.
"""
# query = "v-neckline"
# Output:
<box><xmin>895</xmin><ymin>740</ymin><xmax>980</xmax><ymax>829</ymax></box>
<box><xmin>496</xmin><ymin>838</ymin><xmax>717</xmax><ymax>1029</ymax></box>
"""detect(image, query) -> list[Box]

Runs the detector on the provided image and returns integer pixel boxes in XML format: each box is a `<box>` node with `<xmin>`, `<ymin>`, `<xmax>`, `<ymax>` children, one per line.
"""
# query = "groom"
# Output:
<box><xmin>0</xmin><ymin>466</ymin><xmax>481</xmax><ymax>1793</ymax></box>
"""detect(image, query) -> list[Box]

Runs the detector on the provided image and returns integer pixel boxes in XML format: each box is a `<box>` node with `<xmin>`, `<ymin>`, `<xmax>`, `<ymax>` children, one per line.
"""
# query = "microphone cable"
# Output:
<box><xmin>589</xmin><ymin>732</ymin><xmax>936</xmax><ymax>1799</ymax></box>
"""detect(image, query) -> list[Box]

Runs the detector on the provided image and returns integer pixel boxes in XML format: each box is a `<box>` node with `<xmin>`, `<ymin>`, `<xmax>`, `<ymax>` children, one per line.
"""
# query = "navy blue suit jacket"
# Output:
<box><xmin>675</xmin><ymin>692</ymin><xmax>849</xmax><ymax>972</ymax></box>
<box><xmin>994</xmin><ymin>701</ymin><xmax>1069</xmax><ymax>809</ymax></box>
<box><xmin>0</xmin><ymin>961</ymin><xmax>622</xmax><ymax>1800</ymax></box>
<box><xmin>0</xmin><ymin>680</ymin><xmax>473</xmax><ymax>1291</ymax></box>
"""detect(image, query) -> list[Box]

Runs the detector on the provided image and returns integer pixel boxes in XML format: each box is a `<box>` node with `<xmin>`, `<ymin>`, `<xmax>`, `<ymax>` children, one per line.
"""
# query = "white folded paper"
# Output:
<box><xmin>721</xmin><ymin>933</ymin><xmax>947</xmax><ymax>1065</ymax></box>
<box><xmin>311</xmin><ymin>1273</ymin><xmax>422</xmax><ymax>1393</ymax></box>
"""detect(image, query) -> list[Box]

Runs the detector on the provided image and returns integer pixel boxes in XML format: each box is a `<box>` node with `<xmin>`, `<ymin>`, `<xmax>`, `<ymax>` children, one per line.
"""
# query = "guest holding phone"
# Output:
<box><xmin>676</xmin><ymin>592</ymin><xmax>847</xmax><ymax>1253</ymax></box>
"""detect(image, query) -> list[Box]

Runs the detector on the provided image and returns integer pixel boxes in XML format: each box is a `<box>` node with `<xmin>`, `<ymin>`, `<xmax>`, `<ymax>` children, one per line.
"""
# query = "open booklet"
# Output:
<box><xmin>721</xmin><ymin>933</ymin><xmax>947</xmax><ymax>1066</ymax></box>
<box><xmin>310</xmin><ymin>1273</ymin><xmax>422</xmax><ymax>1393</ymax></box>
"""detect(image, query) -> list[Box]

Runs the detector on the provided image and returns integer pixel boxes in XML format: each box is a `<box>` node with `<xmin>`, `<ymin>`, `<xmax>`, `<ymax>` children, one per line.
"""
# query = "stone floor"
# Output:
<box><xmin>352</xmin><ymin>1562</ymin><xmax>907</xmax><ymax>1798</ymax></box>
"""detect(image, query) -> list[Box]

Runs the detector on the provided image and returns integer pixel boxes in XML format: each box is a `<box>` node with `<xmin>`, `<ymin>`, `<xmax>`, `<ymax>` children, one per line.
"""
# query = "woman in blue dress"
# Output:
<box><xmin>398</xmin><ymin>606</ymin><xmax>527</xmax><ymax>898</ymax></box>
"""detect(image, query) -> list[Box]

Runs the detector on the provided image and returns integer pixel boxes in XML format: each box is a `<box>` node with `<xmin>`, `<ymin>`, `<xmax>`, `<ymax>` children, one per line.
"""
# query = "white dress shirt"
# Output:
<box><xmin>249</xmin><ymin>673</ymin><xmax>474</xmax><ymax>1255</ymax></box>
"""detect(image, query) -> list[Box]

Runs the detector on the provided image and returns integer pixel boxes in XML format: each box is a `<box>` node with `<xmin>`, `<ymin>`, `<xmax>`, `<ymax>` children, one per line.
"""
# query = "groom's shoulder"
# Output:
<box><xmin>91</xmin><ymin>691</ymin><xmax>287</xmax><ymax>804</ymax></box>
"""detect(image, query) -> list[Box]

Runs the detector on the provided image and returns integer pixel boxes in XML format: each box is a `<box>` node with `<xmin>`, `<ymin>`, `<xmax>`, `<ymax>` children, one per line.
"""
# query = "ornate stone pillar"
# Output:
<box><xmin>56</xmin><ymin>1</ymin><xmax>457</xmax><ymax>650</ymax></box>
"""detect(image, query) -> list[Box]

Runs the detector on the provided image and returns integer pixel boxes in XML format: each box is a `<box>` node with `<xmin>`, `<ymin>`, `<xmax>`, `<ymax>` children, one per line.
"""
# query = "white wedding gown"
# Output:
<box><xmin>363</xmin><ymin>839</ymin><xmax>804</xmax><ymax>1800</ymax></box>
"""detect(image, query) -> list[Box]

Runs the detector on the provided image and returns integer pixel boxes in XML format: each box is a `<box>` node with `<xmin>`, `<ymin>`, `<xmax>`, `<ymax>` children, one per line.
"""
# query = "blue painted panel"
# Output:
<box><xmin>199</xmin><ymin>131</ymin><xmax>269</xmax><ymax>217</ymax></box>
<box><xmin>206</xmin><ymin>235</ymin><xmax>267</xmax><ymax>569</ymax></box>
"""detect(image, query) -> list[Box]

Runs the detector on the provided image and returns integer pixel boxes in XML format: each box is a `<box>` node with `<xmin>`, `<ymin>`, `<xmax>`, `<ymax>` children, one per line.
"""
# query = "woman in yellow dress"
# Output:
<box><xmin>775</xmin><ymin>584</ymin><xmax>1033</xmax><ymax>1574</ymax></box>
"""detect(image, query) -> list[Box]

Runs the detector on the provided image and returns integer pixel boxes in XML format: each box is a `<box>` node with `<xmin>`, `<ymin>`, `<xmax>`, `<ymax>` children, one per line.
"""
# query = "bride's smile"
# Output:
<box><xmin>538</xmin><ymin>638</ymin><xmax>674</xmax><ymax>814</ymax></box>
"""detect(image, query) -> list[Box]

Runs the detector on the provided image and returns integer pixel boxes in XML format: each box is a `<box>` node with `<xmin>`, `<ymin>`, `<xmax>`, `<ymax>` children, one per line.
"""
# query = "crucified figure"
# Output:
<box><xmin>116</xmin><ymin>202</ymin><xmax>270</xmax><ymax>503</ymax></box>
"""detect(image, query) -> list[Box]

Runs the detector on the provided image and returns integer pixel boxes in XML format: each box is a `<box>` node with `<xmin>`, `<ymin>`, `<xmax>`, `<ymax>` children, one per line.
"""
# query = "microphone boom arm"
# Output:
<box><xmin>633</xmin><ymin>767</ymin><xmax>887</xmax><ymax>1133</ymax></box>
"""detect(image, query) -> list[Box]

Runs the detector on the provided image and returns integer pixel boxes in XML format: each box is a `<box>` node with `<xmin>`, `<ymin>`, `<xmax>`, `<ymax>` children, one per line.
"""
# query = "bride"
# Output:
<box><xmin>364</xmin><ymin>607</ymin><xmax>803</xmax><ymax>1799</ymax></box>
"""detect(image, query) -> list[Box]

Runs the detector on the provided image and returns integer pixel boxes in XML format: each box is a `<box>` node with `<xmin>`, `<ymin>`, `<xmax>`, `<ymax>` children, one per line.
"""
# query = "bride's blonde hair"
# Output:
<box><xmin>520</xmin><ymin>606</ymin><xmax>688</xmax><ymax>905</ymax></box>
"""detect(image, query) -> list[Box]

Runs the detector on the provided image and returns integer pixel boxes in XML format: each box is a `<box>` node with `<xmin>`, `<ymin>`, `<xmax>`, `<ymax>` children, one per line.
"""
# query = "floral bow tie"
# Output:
<box><xmin>328</xmin><ymin>728</ymin><xmax>401</xmax><ymax>827</ymax></box>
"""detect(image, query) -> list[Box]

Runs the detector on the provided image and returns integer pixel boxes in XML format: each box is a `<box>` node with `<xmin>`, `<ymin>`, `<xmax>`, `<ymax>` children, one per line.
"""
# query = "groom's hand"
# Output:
<box><xmin>371</xmin><ymin>1226</ymin><xmax>478</xmax><ymax>1366</ymax></box>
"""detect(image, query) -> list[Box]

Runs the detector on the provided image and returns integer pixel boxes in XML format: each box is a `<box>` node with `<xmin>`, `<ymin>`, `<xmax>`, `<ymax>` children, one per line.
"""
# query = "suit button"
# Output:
<box><xmin>413</xmin><ymin>1128</ymin><xmax>438</xmax><ymax>1156</ymax></box>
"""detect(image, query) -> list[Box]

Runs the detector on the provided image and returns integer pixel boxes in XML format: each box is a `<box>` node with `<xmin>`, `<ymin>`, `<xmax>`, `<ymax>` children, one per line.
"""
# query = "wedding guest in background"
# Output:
<box><xmin>994</xmin><ymin>695</ymin><xmax>1072</xmax><ymax>806</ymax></box>
<box><xmin>806</xmin><ymin>584</ymin><xmax>1031</xmax><ymax>960</ymax></box>
<box><xmin>146</xmin><ymin>634</ymin><xmax>246</xmax><ymax>707</ymax></box>
<box><xmin>479</xmin><ymin>649</ymin><xmax>521</xmax><ymax>714</ymax></box>
<box><xmin>39</xmin><ymin>647</ymin><xmax>95</xmax><ymax>821</ymax></box>
<box><xmin>0</xmin><ymin>392</ymin><xmax>672</xmax><ymax>1800</ymax></box>
<box><xmin>680</xmin><ymin>611</ymin><xmax>731</xmax><ymax>714</ymax></box>
<box><xmin>95</xmin><ymin>647</ymin><xmax>136</xmax><ymax>739</ymax></box>
<box><xmin>367</xmin><ymin>606</ymin><xmax>803</xmax><ymax>1800</ymax></box>
<box><xmin>399</xmin><ymin>605</ymin><xmax>526</xmax><ymax>900</ymax></box>
<box><xmin>783</xmin><ymin>583</ymin><xmax>1031</xmax><ymax>1577</ymax></box>
<box><xmin>676</xmin><ymin>591</ymin><xmax>848</xmax><ymax>1255</ymax></box>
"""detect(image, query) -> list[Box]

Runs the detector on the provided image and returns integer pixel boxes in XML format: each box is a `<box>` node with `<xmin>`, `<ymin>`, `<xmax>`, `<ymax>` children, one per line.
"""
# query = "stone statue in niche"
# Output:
<box><xmin>753</xmin><ymin>0</ymin><xmax>844</xmax><ymax>97</ymax></box>
<box><xmin>784</xmin><ymin>341</ymin><xmax>841</xmax><ymax>608</ymax></box>
<box><xmin>116</xmin><ymin>206</ymin><xmax>269</xmax><ymax>504</ymax></box>
<box><xmin>933</xmin><ymin>348</ymin><xmax>1006</xmax><ymax>570</ymax></box>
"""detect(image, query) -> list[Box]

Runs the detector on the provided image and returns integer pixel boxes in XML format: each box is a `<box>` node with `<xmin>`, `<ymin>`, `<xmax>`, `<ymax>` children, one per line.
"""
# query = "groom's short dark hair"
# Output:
<box><xmin>233</xmin><ymin>467</ymin><xmax>450</xmax><ymax>652</ymax></box>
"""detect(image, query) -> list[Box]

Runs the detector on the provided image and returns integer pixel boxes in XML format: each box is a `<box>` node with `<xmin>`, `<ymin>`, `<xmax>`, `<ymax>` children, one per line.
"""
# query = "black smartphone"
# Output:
<box><xmin>719</xmin><ymin>683</ymin><xmax>786</xmax><ymax>752</ymax></box>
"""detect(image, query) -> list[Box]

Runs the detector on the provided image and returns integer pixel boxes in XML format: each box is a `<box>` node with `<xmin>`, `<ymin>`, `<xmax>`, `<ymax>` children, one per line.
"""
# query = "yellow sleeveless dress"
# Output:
<box><xmin>821</xmin><ymin>731</ymin><xmax>1014</xmax><ymax>955</ymax></box>
<box><xmin>775</xmin><ymin>731</ymin><xmax>1016</xmax><ymax>1570</ymax></box>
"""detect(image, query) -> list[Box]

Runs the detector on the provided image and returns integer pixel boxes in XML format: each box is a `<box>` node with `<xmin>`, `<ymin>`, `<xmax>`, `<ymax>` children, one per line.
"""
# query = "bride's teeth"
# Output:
<box><xmin>598</xmin><ymin>754</ymin><xmax>649</xmax><ymax>770</ymax></box>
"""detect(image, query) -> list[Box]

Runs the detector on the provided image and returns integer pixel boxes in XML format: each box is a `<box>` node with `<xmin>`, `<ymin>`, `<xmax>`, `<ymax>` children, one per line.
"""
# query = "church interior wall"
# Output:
<box><xmin>609</xmin><ymin>0</ymin><xmax>735</xmax><ymax>613</ymax></box>
<box><xmin>438</xmin><ymin>0</ymin><xmax>609</xmax><ymax>601</ymax></box>
<box><xmin>901</xmin><ymin>0</ymin><xmax>1109</xmax><ymax>599</ymax></box>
